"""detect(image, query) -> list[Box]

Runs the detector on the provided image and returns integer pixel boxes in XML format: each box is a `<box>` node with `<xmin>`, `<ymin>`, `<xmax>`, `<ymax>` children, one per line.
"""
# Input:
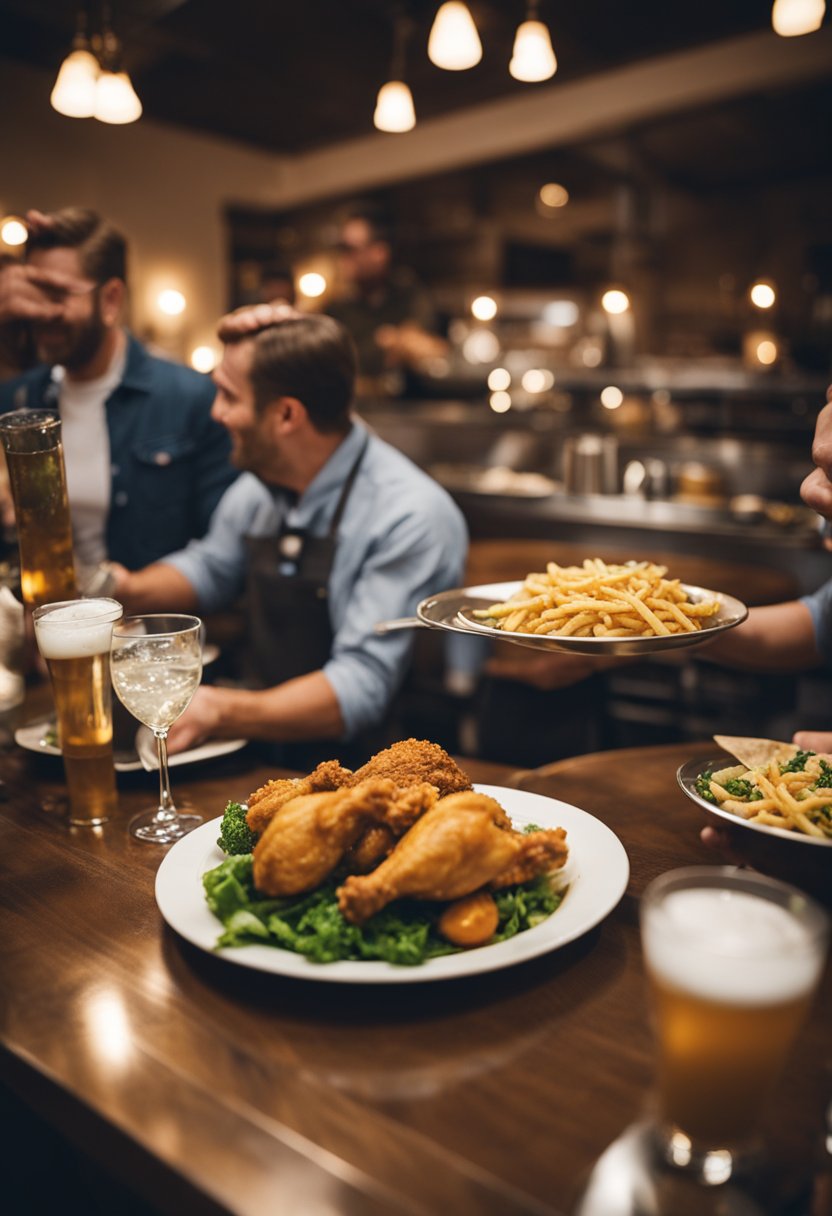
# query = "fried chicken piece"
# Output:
<box><xmin>347</xmin><ymin>738</ymin><xmax>472</xmax><ymax>799</ymax></box>
<box><xmin>338</xmin><ymin>792</ymin><xmax>524</xmax><ymax>925</ymax></box>
<box><xmin>246</xmin><ymin>759</ymin><xmax>353</xmax><ymax>836</ymax></box>
<box><xmin>489</xmin><ymin>829</ymin><xmax>568</xmax><ymax>888</ymax></box>
<box><xmin>342</xmin><ymin>782</ymin><xmax>442</xmax><ymax>874</ymax></box>
<box><xmin>252</xmin><ymin>779</ymin><xmax>437</xmax><ymax>897</ymax></box>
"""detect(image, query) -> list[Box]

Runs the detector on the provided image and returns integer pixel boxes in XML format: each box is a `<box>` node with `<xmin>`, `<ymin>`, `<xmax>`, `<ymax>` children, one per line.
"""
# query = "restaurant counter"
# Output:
<box><xmin>1</xmin><ymin>736</ymin><xmax>827</xmax><ymax>1216</ymax></box>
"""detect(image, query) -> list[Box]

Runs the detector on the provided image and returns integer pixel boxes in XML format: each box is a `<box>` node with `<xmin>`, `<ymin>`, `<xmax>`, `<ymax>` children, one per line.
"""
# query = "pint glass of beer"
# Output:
<box><xmin>0</xmin><ymin>409</ymin><xmax>77</xmax><ymax>606</ymax></box>
<box><xmin>641</xmin><ymin>867</ymin><xmax>828</xmax><ymax>1179</ymax></box>
<box><xmin>33</xmin><ymin>598</ymin><xmax>123</xmax><ymax>827</ymax></box>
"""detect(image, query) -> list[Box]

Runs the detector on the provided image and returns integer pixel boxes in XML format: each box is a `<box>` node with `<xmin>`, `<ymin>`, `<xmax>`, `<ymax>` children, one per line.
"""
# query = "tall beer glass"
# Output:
<box><xmin>641</xmin><ymin>866</ymin><xmax>828</xmax><ymax>1181</ymax></box>
<box><xmin>33</xmin><ymin>598</ymin><xmax>123</xmax><ymax>827</ymax></box>
<box><xmin>0</xmin><ymin>409</ymin><xmax>77</xmax><ymax>606</ymax></box>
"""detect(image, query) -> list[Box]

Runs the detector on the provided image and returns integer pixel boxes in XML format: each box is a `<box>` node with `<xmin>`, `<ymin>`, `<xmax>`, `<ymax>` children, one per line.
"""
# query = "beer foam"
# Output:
<box><xmin>34</xmin><ymin>598</ymin><xmax>122</xmax><ymax>659</ymax></box>
<box><xmin>643</xmin><ymin>888</ymin><xmax>824</xmax><ymax>1006</ymax></box>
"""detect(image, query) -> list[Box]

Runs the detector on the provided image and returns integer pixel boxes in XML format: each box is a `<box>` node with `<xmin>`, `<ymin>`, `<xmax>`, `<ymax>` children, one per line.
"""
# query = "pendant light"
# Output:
<box><xmin>771</xmin><ymin>0</ymin><xmax>826</xmax><ymax>35</ymax></box>
<box><xmin>510</xmin><ymin>1</ymin><xmax>557</xmax><ymax>82</ymax></box>
<box><xmin>50</xmin><ymin>14</ymin><xmax>98</xmax><ymax>118</ymax></box>
<box><xmin>93</xmin><ymin>25</ymin><xmax>142</xmax><ymax>124</ymax></box>
<box><xmin>428</xmin><ymin>2</ymin><xmax>482</xmax><ymax>71</ymax></box>
<box><xmin>374</xmin><ymin>14</ymin><xmax>416</xmax><ymax>132</ymax></box>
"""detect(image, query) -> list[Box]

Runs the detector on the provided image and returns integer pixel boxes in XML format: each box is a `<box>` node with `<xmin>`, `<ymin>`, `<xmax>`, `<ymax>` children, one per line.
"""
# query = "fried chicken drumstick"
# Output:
<box><xmin>337</xmin><ymin>791</ymin><xmax>568</xmax><ymax>925</ymax></box>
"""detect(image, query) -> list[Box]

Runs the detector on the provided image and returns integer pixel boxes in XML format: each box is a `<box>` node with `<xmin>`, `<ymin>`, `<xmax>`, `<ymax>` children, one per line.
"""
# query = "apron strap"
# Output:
<box><xmin>328</xmin><ymin>430</ymin><xmax>370</xmax><ymax>538</ymax></box>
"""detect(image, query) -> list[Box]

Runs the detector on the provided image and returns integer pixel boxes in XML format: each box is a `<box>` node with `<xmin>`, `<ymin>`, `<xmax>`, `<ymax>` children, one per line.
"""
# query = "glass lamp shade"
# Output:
<box><xmin>374</xmin><ymin>80</ymin><xmax>416</xmax><ymax>132</ymax></box>
<box><xmin>428</xmin><ymin>2</ymin><xmax>482</xmax><ymax>71</ymax></box>
<box><xmin>509</xmin><ymin>20</ymin><xmax>557</xmax><ymax>82</ymax></box>
<box><xmin>50</xmin><ymin>48</ymin><xmax>99</xmax><ymax>118</ymax></box>
<box><xmin>771</xmin><ymin>0</ymin><xmax>825</xmax><ymax>35</ymax></box>
<box><xmin>94</xmin><ymin>71</ymin><xmax>142</xmax><ymax>124</ymax></box>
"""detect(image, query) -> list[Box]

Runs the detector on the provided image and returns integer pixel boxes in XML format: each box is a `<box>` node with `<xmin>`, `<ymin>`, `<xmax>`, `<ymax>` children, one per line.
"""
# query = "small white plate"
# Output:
<box><xmin>14</xmin><ymin>720</ymin><xmax>247</xmax><ymax>773</ymax></box>
<box><xmin>155</xmin><ymin>784</ymin><xmax>630</xmax><ymax>985</ymax></box>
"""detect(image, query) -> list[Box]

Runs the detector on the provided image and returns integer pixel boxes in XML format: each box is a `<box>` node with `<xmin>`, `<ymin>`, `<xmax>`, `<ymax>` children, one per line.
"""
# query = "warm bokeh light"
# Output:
<box><xmin>298</xmin><ymin>272</ymin><xmax>327</xmax><ymax>298</ymax></box>
<box><xmin>601</xmin><ymin>289</ymin><xmax>630</xmax><ymax>315</ymax></box>
<box><xmin>600</xmin><ymin>385</ymin><xmax>624</xmax><ymax>409</ymax></box>
<box><xmin>190</xmin><ymin>345</ymin><xmax>217</xmax><ymax>373</ymax></box>
<box><xmin>543</xmin><ymin>300</ymin><xmax>579</xmax><ymax>327</ymax></box>
<box><xmin>93</xmin><ymin>70</ymin><xmax>142</xmax><ymax>124</ymax></box>
<box><xmin>750</xmin><ymin>281</ymin><xmax>776</xmax><ymax>309</ymax></box>
<box><xmin>522</xmin><ymin>368</ymin><xmax>554</xmax><ymax>393</ymax></box>
<box><xmin>771</xmin><ymin>0</ymin><xmax>825</xmax><ymax>36</ymax></box>
<box><xmin>157</xmin><ymin>289</ymin><xmax>186</xmax><ymax>317</ymax></box>
<box><xmin>373</xmin><ymin>80</ymin><xmax>416</xmax><ymax>133</ymax></box>
<box><xmin>756</xmin><ymin>339</ymin><xmax>779</xmax><ymax>365</ymax></box>
<box><xmin>428</xmin><ymin>2</ymin><xmax>482</xmax><ymax>70</ymax></box>
<box><xmin>0</xmin><ymin>218</ymin><xmax>27</xmax><ymax>246</ymax></box>
<box><xmin>509</xmin><ymin>19</ymin><xmax>557</xmax><ymax>83</ymax></box>
<box><xmin>539</xmin><ymin>182</ymin><xmax>569</xmax><ymax>209</ymax></box>
<box><xmin>471</xmin><ymin>295</ymin><xmax>498</xmax><ymax>321</ymax></box>
<box><xmin>462</xmin><ymin>330</ymin><xmax>500</xmax><ymax>363</ymax></box>
<box><xmin>50</xmin><ymin>48</ymin><xmax>99</xmax><ymax>118</ymax></box>
<box><xmin>487</xmin><ymin>367</ymin><xmax>511</xmax><ymax>391</ymax></box>
<box><xmin>489</xmin><ymin>391</ymin><xmax>512</xmax><ymax>413</ymax></box>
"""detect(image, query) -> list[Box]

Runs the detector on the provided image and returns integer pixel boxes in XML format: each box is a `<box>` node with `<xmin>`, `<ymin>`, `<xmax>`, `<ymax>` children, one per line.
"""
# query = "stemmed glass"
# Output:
<box><xmin>111</xmin><ymin>614</ymin><xmax>203</xmax><ymax>843</ymax></box>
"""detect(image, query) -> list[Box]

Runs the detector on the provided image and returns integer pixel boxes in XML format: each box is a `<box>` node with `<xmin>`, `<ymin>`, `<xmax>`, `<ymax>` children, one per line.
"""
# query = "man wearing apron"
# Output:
<box><xmin>113</xmin><ymin>308</ymin><xmax>467</xmax><ymax>766</ymax></box>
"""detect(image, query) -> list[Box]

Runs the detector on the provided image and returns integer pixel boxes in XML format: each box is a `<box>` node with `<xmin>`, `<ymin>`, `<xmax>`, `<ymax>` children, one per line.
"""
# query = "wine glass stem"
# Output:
<box><xmin>154</xmin><ymin>729</ymin><xmax>177</xmax><ymax>823</ymax></box>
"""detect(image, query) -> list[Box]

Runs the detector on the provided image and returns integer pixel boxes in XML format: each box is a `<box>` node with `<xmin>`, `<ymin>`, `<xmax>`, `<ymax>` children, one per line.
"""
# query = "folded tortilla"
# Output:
<box><xmin>713</xmin><ymin>735</ymin><xmax>800</xmax><ymax>770</ymax></box>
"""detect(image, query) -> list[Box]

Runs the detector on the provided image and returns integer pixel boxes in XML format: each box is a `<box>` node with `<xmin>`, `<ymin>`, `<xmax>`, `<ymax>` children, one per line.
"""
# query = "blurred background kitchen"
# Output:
<box><xmin>1</xmin><ymin>0</ymin><xmax>831</xmax><ymax>764</ymax></box>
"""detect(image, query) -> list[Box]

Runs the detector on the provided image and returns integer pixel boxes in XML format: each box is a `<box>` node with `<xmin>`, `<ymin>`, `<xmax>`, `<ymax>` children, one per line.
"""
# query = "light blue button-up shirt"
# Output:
<box><xmin>162</xmin><ymin>420</ymin><xmax>468</xmax><ymax>738</ymax></box>
<box><xmin>802</xmin><ymin>577</ymin><xmax>832</xmax><ymax>667</ymax></box>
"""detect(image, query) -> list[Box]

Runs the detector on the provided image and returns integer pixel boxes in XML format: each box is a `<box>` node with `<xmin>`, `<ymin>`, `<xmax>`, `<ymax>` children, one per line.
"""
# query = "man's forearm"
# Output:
<box><xmin>180</xmin><ymin>670</ymin><xmax>345</xmax><ymax>748</ymax></box>
<box><xmin>116</xmin><ymin>562</ymin><xmax>199</xmax><ymax>614</ymax></box>
<box><xmin>699</xmin><ymin>600</ymin><xmax>819</xmax><ymax>672</ymax></box>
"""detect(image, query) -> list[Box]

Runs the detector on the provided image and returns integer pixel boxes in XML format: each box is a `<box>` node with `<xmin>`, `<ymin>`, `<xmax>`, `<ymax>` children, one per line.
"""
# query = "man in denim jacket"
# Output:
<box><xmin>0</xmin><ymin>208</ymin><xmax>236</xmax><ymax>571</ymax></box>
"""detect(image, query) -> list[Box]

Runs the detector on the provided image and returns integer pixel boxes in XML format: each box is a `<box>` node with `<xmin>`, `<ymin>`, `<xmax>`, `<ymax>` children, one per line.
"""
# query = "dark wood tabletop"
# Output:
<box><xmin>1</xmin><ymin>732</ymin><xmax>828</xmax><ymax>1216</ymax></box>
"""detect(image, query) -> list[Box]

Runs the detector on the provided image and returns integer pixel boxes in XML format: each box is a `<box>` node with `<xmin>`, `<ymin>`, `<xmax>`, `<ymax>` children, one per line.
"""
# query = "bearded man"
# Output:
<box><xmin>0</xmin><ymin>208</ymin><xmax>236</xmax><ymax>571</ymax></box>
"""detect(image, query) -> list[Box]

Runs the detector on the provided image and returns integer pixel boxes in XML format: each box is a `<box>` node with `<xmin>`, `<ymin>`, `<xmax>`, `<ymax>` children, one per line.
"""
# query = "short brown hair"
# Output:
<box><xmin>246</xmin><ymin>314</ymin><xmax>356</xmax><ymax>433</ymax></box>
<box><xmin>27</xmin><ymin>207</ymin><xmax>127</xmax><ymax>284</ymax></box>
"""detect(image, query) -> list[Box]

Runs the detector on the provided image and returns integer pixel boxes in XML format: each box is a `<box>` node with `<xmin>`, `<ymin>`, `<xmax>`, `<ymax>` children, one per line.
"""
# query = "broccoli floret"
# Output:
<box><xmin>217</xmin><ymin>800</ymin><xmax>257</xmax><ymax>855</ymax></box>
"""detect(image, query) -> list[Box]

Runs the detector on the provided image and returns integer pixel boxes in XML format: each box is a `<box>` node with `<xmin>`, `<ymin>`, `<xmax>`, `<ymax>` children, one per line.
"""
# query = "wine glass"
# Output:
<box><xmin>111</xmin><ymin>614</ymin><xmax>203</xmax><ymax>843</ymax></box>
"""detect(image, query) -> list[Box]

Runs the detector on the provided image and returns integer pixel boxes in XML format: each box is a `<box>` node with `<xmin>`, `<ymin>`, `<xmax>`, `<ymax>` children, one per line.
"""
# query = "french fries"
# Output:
<box><xmin>472</xmin><ymin>559</ymin><xmax>720</xmax><ymax>639</ymax></box>
<box><xmin>703</xmin><ymin>754</ymin><xmax>832</xmax><ymax>839</ymax></box>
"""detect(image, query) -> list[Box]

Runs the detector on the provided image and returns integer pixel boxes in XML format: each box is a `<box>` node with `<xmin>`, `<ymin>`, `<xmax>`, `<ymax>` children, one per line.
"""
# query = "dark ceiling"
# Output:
<box><xmin>0</xmin><ymin>0</ymin><xmax>803</xmax><ymax>154</ymax></box>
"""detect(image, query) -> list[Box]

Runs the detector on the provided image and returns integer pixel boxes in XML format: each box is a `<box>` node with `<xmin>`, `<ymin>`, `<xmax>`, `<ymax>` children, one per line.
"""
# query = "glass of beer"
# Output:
<box><xmin>0</xmin><ymin>410</ymin><xmax>76</xmax><ymax>606</ymax></box>
<box><xmin>110</xmin><ymin>614</ymin><xmax>203</xmax><ymax>844</ymax></box>
<box><xmin>641</xmin><ymin>866</ymin><xmax>828</xmax><ymax>1182</ymax></box>
<box><xmin>32</xmin><ymin>598</ymin><xmax>123</xmax><ymax>827</ymax></box>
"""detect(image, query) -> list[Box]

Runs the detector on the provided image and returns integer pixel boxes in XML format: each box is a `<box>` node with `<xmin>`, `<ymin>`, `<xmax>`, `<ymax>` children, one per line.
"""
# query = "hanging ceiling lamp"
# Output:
<box><xmin>51</xmin><ymin>7</ymin><xmax>142</xmax><ymax>125</ymax></box>
<box><xmin>374</xmin><ymin>15</ymin><xmax>416</xmax><ymax>132</ymax></box>
<box><xmin>94</xmin><ymin>24</ymin><xmax>142</xmax><ymax>124</ymax></box>
<box><xmin>50</xmin><ymin>14</ymin><xmax>99</xmax><ymax>117</ymax></box>
<box><xmin>771</xmin><ymin>0</ymin><xmax>826</xmax><ymax>35</ymax></box>
<box><xmin>428</xmin><ymin>2</ymin><xmax>482</xmax><ymax>71</ymax></box>
<box><xmin>510</xmin><ymin>1</ymin><xmax>557</xmax><ymax>82</ymax></box>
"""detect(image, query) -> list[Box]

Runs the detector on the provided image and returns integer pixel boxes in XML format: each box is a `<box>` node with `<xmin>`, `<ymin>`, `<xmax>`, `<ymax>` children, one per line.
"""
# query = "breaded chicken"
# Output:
<box><xmin>347</xmin><ymin>739</ymin><xmax>472</xmax><ymax>798</ymax></box>
<box><xmin>252</xmin><ymin>779</ymin><xmax>438</xmax><ymax>897</ymax></box>
<box><xmin>337</xmin><ymin>791</ymin><xmax>568</xmax><ymax>925</ymax></box>
<box><xmin>246</xmin><ymin>759</ymin><xmax>353</xmax><ymax>836</ymax></box>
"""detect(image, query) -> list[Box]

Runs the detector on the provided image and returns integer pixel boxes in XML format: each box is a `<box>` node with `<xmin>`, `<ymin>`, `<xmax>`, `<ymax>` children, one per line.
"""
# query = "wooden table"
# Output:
<box><xmin>1</xmin><ymin>738</ymin><xmax>828</xmax><ymax>1216</ymax></box>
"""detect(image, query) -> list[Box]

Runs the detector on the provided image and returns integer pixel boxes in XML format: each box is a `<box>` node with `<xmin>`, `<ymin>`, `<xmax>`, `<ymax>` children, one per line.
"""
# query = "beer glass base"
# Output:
<box><xmin>129</xmin><ymin>809</ymin><xmax>202</xmax><ymax>844</ymax></box>
<box><xmin>69</xmin><ymin>814</ymin><xmax>110</xmax><ymax>828</ymax></box>
<box><xmin>654</xmin><ymin>1122</ymin><xmax>760</xmax><ymax>1185</ymax></box>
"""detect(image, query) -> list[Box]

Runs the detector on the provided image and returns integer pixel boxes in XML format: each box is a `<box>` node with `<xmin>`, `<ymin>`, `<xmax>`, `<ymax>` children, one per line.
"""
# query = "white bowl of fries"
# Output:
<box><xmin>678</xmin><ymin>737</ymin><xmax>831</xmax><ymax>900</ymax></box>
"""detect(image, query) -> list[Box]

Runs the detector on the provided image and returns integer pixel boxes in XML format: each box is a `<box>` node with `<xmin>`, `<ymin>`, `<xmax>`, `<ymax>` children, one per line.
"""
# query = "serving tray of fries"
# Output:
<box><xmin>376</xmin><ymin>559</ymin><xmax>747</xmax><ymax>656</ymax></box>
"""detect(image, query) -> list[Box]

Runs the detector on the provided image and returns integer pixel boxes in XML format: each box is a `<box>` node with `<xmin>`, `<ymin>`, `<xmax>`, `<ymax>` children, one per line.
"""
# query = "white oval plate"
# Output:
<box><xmin>14</xmin><ymin>720</ymin><xmax>247</xmax><ymax>773</ymax></box>
<box><xmin>155</xmin><ymin>784</ymin><xmax>630</xmax><ymax>985</ymax></box>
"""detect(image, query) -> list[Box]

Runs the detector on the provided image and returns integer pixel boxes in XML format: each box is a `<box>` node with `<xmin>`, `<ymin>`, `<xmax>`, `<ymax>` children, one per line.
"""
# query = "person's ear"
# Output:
<box><xmin>272</xmin><ymin>395</ymin><xmax>308</xmax><ymax>432</ymax></box>
<box><xmin>99</xmin><ymin>278</ymin><xmax>125</xmax><ymax>326</ymax></box>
